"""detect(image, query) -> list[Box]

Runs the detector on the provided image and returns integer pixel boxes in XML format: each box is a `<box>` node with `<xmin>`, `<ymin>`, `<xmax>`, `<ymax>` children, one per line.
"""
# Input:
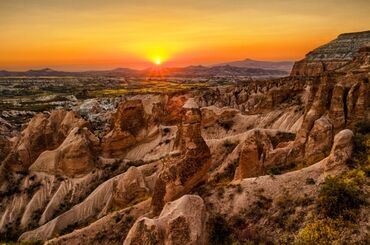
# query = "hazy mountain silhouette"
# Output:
<box><xmin>212</xmin><ymin>58</ymin><xmax>294</xmax><ymax>73</ymax></box>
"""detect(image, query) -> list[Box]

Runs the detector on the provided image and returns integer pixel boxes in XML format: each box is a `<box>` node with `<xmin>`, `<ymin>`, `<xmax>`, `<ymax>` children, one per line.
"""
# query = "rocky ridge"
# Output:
<box><xmin>291</xmin><ymin>30</ymin><xmax>370</xmax><ymax>76</ymax></box>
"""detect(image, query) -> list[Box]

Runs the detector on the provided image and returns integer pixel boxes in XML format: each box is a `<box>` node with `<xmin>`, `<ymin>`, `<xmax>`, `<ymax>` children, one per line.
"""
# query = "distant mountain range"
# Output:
<box><xmin>212</xmin><ymin>58</ymin><xmax>294</xmax><ymax>73</ymax></box>
<box><xmin>0</xmin><ymin>59</ymin><xmax>293</xmax><ymax>78</ymax></box>
<box><xmin>0</xmin><ymin>68</ymin><xmax>139</xmax><ymax>77</ymax></box>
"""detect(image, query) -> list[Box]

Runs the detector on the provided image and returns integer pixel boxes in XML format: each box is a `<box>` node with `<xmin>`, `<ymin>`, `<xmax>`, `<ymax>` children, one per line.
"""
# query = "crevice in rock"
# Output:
<box><xmin>325</xmin><ymin>86</ymin><xmax>334</xmax><ymax>110</ymax></box>
<box><xmin>343</xmin><ymin>88</ymin><xmax>350</xmax><ymax>125</ymax></box>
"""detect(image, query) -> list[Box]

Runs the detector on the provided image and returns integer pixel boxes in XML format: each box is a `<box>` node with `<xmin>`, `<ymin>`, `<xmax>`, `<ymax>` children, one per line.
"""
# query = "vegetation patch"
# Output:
<box><xmin>218</xmin><ymin>119</ymin><xmax>234</xmax><ymax>131</ymax></box>
<box><xmin>316</xmin><ymin>121</ymin><xmax>369</xmax><ymax>221</ymax></box>
<box><xmin>269</xmin><ymin>132</ymin><xmax>296</xmax><ymax>149</ymax></box>
<box><xmin>305</xmin><ymin>178</ymin><xmax>316</xmax><ymax>185</ymax></box>
<box><xmin>208</xmin><ymin>212</ymin><xmax>273</xmax><ymax>244</ymax></box>
<box><xmin>223</xmin><ymin>140</ymin><xmax>239</xmax><ymax>154</ymax></box>
<box><xmin>295</xmin><ymin>120</ymin><xmax>370</xmax><ymax>244</ymax></box>
<box><xmin>317</xmin><ymin>175</ymin><xmax>365</xmax><ymax>221</ymax></box>
<box><xmin>208</xmin><ymin>215</ymin><xmax>232</xmax><ymax>245</ymax></box>
<box><xmin>126</xmin><ymin>193</ymin><xmax>152</xmax><ymax>208</ymax></box>
<box><xmin>272</xmin><ymin>194</ymin><xmax>313</xmax><ymax>231</ymax></box>
<box><xmin>294</xmin><ymin>218</ymin><xmax>346</xmax><ymax>245</ymax></box>
<box><xmin>0</xmin><ymin>240</ymin><xmax>43</xmax><ymax>245</ymax></box>
<box><xmin>213</xmin><ymin>159</ymin><xmax>239</xmax><ymax>185</ymax></box>
<box><xmin>236</xmin><ymin>184</ymin><xmax>243</xmax><ymax>194</ymax></box>
<box><xmin>239</xmin><ymin>192</ymin><xmax>273</xmax><ymax>223</ymax></box>
<box><xmin>267</xmin><ymin>167</ymin><xmax>282</xmax><ymax>176</ymax></box>
<box><xmin>348</xmin><ymin>120</ymin><xmax>370</xmax><ymax>168</ymax></box>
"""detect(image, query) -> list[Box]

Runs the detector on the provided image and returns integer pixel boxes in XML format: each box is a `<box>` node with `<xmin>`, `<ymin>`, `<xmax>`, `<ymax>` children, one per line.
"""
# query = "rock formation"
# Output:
<box><xmin>291</xmin><ymin>30</ymin><xmax>370</xmax><ymax>76</ymax></box>
<box><xmin>0</xmin><ymin>117</ymin><xmax>13</xmax><ymax>162</ymax></box>
<box><xmin>324</xmin><ymin>129</ymin><xmax>354</xmax><ymax>172</ymax></box>
<box><xmin>304</xmin><ymin>116</ymin><xmax>333</xmax><ymax>164</ymax></box>
<box><xmin>124</xmin><ymin>195</ymin><xmax>207</xmax><ymax>245</ymax></box>
<box><xmin>287</xmin><ymin>39</ymin><xmax>369</xmax><ymax>165</ymax></box>
<box><xmin>18</xmin><ymin>164</ymin><xmax>154</xmax><ymax>241</ymax></box>
<box><xmin>204</xmin><ymin>129</ymin><xmax>355</xmax><ymax>244</ymax></box>
<box><xmin>233</xmin><ymin>129</ymin><xmax>295</xmax><ymax>179</ymax></box>
<box><xmin>151</xmin><ymin>99</ymin><xmax>211</xmax><ymax>215</ymax></box>
<box><xmin>1</xmin><ymin>110</ymin><xmax>88</xmax><ymax>172</ymax></box>
<box><xmin>195</xmin><ymin>77</ymin><xmax>306</xmax><ymax>114</ymax></box>
<box><xmin>102</xmin><ymin>99</ymin><xmax>150</xmax><ymax>157</ymax></box>
<box><xmin>152</xmin><ymin>95</ymin><xmax>189</xmax><ymax>125</ymax></box>
<box><xmin>112</xmin><ymin>166</ymin><xmax>150</xmax><ymax>209</ymax></box>
<box><xmin>29</xmin><ymin>127</ymin><xmax>100</xmax><ymax>177</ymax></box>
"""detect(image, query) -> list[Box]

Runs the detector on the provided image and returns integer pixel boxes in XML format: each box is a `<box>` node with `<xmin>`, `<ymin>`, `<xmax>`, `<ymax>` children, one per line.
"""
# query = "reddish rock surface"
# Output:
<box><xmin>2</xmin><ymin>110</ymin><xmax>88</xmax><ymax>172</ymax></box>
<box><xmin>151</xmin><ymin>99</ymin><xmax>211</xmax><ymax>215</ymax></box>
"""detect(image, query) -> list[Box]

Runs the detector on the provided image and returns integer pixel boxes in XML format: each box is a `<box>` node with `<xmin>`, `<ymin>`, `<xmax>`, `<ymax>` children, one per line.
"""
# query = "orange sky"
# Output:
<box><xmin>0</xmin><ymin>0</ymin><xmax>369</xmax><ymax>70</ymax></box>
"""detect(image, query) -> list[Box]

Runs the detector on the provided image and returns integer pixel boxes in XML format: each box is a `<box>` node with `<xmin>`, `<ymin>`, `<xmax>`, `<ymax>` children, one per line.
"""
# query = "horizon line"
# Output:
<box><xmin>0</xmin><ymin>58</ymin><xmax>297</xmax><ymax>73</ymax></box>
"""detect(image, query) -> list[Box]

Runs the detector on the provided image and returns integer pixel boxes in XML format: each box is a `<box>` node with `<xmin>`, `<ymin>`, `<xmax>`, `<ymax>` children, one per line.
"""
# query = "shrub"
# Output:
<box><xmin>208</xmin><ymin>215</ymin><xmax>232</xmax><ymax>245</ymax></box>
<box><xmin>354</xmin><ymin>120</ymin><xmax>370</xmax><ymax>135</ymax></box>
<box><xmin>218</xmin><ymin>120</ymin><xmax>234</xmax><ymax>131</ymax></box>
<box><xmin>352</xmin><ymin>133</ymin><xmax>369</xmax><ymax>161</ymax></box>
<box><xmin>217</xmin><ymin>186</ymin><xmax>225</xmax><ymax>198</ymax></box>
<box><xmin>223</xmin><ymin>140</ymin><xmax>238</xmax><ymax>154</ymax></box>
<box><xmin>241</xmin><ymin>193</ymin><xmax>272</xmax><ymax>222</ymax></box>
<box><xmin>163</xmin><ymin>127</ymin><xmax>171</xmax><ymax>134</ymax></box>
<box><xmin>269</xmin><ymin>132</ymin><xmax>296</xmax><ymax>148</ymax></box>
<box><xmin>305</xmin><ymin>178</ymin><xmax>315</xmax><ymax>185</ymax></box>
<box><xmin>349</xmin><ymin>120</ymin><xmax>370</xmax><ymax>167</ymax></box>
<box><xmin>267</xmin><ymin>167</ymin><xmax>282</xmax><ymax>176</ymax></box>
<box><xmin>317</xmin><ymin>176</ymin><xmax>365</xmax><ymax>220</ymax></box>
<box><xmin>214</xmin><ymin>159</ymin><xmax>239</xmax><ymax>184</ymax></box>
<box><xmin>95</xmin><ymin>231</ymin><xmax>105</xmax><ymax>241</ymax></box>
<box><xmin>126</xmin><ymin>215</ymin><xmax>134</xmax><ymax>223</ymax></box>
<box><xmin>236</xmin><ymin>184</ymin><xmax>243</xmax><ymax>194</ymax></box>
<box><xmin>272</xmin><ymin>195</ymin><xmax>296</xmax><ymax>229</ymax></box>
<box><xmin>255</xmin><ymin>194</ymin><xmax>272</xmax><ymax>210</ymax></box>
<box><xmin>294</xmin><ymin>219</ymin><xmax>344</xmax><ymax>245</ymax></box>
<box><xmin>294</xmin><ymin>194</ymin><xmax>314</xmax><ymax>207</ymax></box>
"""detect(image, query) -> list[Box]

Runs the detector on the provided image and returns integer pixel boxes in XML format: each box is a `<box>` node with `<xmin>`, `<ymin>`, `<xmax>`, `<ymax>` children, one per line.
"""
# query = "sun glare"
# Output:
<box><xmin>155</xmin><ymin>58</ymin><xmax>161</xmax><ymax>65</ymax></box>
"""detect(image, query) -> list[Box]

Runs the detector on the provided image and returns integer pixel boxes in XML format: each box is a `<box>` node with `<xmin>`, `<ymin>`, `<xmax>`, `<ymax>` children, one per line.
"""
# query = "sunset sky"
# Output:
<box><xmin>0</xmin><ymin>0</ymin><xmax>369</xmax><ymax>71</ymax></box>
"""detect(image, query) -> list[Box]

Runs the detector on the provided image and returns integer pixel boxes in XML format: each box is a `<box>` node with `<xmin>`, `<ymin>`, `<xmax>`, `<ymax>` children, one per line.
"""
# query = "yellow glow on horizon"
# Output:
<box><xmin>125</xmin><ymin>40</ymin><xmax>187</xmax><ymax>67</ymax></box>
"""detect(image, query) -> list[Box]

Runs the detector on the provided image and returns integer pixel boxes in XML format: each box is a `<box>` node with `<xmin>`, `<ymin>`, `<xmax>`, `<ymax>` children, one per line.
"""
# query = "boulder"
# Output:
<box><xmin>112</xmin><ymin>166</ymin><xmax>150</xmax><ymax>208</ymax></box>
<box><xmin>234</xmin><ymin>130</ymin><xmax>273</xmax><ymax>179</ymax></box>
<box><xmin>325</xmin><ymin>129</ymin><xmax>354</xmax><ymax>172</ymax></box>
<box><xmin>124</xmin><ymin>195</ymin><xmax>207</xmax><ymax>245</ymax></box>
<box><xmin>305</xmin><ymin>116</ymin><xmax>333</xmax><ymax>164</ymax></box>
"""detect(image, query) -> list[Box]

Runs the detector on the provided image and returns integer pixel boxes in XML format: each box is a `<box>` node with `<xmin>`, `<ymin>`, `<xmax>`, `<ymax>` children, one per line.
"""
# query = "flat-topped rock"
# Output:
<box><xmin>307</xmin><ymin>30</ymin><xmax>370</xmax><ymax>61</ymax></box>
<box><xmin>291</xmin><ymin>30</ymin><xmax>370</xmax><ymax>76</ymax></box>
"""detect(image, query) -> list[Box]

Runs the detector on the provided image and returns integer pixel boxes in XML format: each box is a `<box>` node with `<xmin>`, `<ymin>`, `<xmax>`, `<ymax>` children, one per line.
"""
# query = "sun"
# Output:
<box><xmin>154</xmin><ymin>58</ymin><xmax>161</xmax><ymax>65</ymax></box>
